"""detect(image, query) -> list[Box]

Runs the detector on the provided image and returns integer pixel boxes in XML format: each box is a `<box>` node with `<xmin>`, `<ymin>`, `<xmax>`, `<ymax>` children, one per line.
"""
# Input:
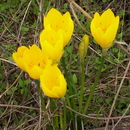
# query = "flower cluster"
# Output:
<box><xmin>13</xmin><ymin>8</ymin><xmax>119</xmax><ymax>98</ymax></box>
<box><xmin>13</xmin><ymin>8</ymin><xmax>74</xmax><ymax>98</ymax></box>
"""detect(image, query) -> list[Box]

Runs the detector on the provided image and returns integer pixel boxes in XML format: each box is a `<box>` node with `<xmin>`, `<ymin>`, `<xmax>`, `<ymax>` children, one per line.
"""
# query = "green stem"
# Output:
<box><xmin>62</xmin><ymin>58</ymin><xmax>77</xmax><ymax>110</ymax></box>
<box><xmin>51</xmin><ymin>99</ymin><xmax>59</xmax><ymax>130</ymax></box>
<box><xmin>83</xmin><ymin>68</ymin><xmax>101</xmax><ymax>114</ymax></box>
<box><xmin>83</xmin><ymin>49</ymin><xmax>106</xmax><ymax>114</ymax></box>
<box><xmin>79</xmin><ymin>58</ymin><xmax>85</xmax><ymax>112</ymax></box>
<box><xmin>59</xmin><ymin>98</ymin><xmax>67</xmax><ymax>130</ymax></box>
<box><xmin>60</xmin><ymin>109</ymin><xmax>63</xmax><ymax>130</ymax></box>
<box><xmin>37</xmin><ymin>81</ymin><xmax>46</xmax><ymax>110</ymax></box>
<box><xmin>63</xmin><ymin>98</ymin><xmax>67</xmax><ymax>130</ymax></box>
<box><xmin>53</xmin><ymin>114</ymin><xmax>59</xmax><ymax>130</ymax></box>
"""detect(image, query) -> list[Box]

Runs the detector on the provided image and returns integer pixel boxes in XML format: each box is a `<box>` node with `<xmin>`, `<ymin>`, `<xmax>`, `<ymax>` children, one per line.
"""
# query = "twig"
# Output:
<box><xmin>66</xmin><ymin>105</ymin><xmax>130</xmax><ymax>120</ymax></box>
<box><xmin>0</xmin><ymin>71</ymin><xmax>23</xmax><ymax>99</ymax></box>
<box><xmin>38</xmin><ymin>95</ymin><xmax>42</xmax><ymax>130</ymax></box>
<box><xmin>17</xmin><ymin>0</ymin><xmax>32</xmax><ymax>44</ymax></box>
<box><xmin>39</xmin><ymin>0</ymin><xmax>44</xmax><ymax>30</ymax></box>
<box><xmin>67</xmin><ymin>0</ymin><xmax>92</xmax><ymax>20</ymax></box>
<box><xmin>0</xmin><ymin>57</ymin><xmax>17</xmax><ymax>66</ymax></box>
<box><xmin>112</xmin><ymin>104</ymin><xmax>130</xmax><ymax>130</ymax></box>
<box><xmin>0</xmin><ymin>1</ymin><xmax>25</xmax><ymax>40</ymax></box>
<box><xmin>115</xmin><ymin>41</ymin><xmax>130</xmax><ymax>57</ymax></box>
<box><xmin>105</xmin><ymin>61</ymin><xmax>130</xmax><ymax>130</ymax></box>
<box><xmin>70</xmin><ymin>3</ymin><xmax>86</xmax><ymax>32</ymax></box>
<box><xmin>15</xmin><ymin>116</ymin><xmax>39</xmax><ymax>130</ymax></box>
<box><xmin>70</xmin><ymin>3</ymin><xmax>91</xmax><ymax>35</ymax></box>
<box><xmin>0</xmin><ymin>104</ymin><xmax>39</xmax><ymax>110</ymax></box>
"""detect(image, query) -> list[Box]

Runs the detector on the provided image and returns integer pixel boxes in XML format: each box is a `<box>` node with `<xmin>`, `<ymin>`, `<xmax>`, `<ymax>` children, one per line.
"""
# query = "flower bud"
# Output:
<box><xmin>79</xmin><ymin>34</ymin><xmax>89</xmax><ymax>60</ymax></box>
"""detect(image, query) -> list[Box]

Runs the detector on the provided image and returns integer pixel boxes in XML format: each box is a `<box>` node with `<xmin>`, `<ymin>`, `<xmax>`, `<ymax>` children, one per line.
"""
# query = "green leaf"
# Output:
<box><xmin>73</xmin><ymin>74</ymin><xmax>77</xmax><ymax>84</ymax></box>
<box><xmin>21</xmin><ymin>27</ymin><xmax>29</xmax><ymax>32</ymax></box>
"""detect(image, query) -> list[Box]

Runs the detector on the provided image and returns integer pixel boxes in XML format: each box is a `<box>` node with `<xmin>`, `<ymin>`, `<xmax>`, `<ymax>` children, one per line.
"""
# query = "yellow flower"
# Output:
<box><xmin>12</xmin><ymin>46</ymin><xmax>28</xmax><ymax>71</ymax></box>
<box><xmin>13</xmin><ymin>45</ymin><xmax>51</xmax><ymax>79</ymax></box>
<box><xmin>40</xmin><ymin>26</ymin><xmax>64</xmax><ymax>61</ymax></box>
<box><xmin>40</xmin><ymin>64</ymin><xmax>67</xmax><ymax>98</ymax></box>
<box><xmin>44</xmin><ymin>8</ymin><xmax>74</xmax><ymax>47</ymax></box>
<box><xmin>91</xmin><ymin>9</ymin><xmax>119</xmax><ymax>49</ymax></box>
<box><xmin>79</xmin><ymin>34</ymin><xmax>89</xmax><ymax>59</ymax></box>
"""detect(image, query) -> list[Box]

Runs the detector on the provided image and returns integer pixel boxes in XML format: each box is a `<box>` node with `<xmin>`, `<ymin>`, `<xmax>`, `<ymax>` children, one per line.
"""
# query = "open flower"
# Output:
<box><xmin>40</xmin><ymin>26</ymin><xmax>64</xmax><ymax>62</ymax></box>
<box><xmin>40</xmin><ymin>64</ymin><xmax>67</xmax><ymax>98</ymax></box>
<box><xmin>13</xmin><ymin>44</ymin><xmax>51</xmax><ymax>79</ymax></box>
<box><xmin>44</xmin><ymin>8</ymin><xmax>74</xmax><ymax>47</ymax></box>
<box><xmin>91</xmin><ymin>9</ymin><xmax>119</xmax><ymax>49</ymax></box>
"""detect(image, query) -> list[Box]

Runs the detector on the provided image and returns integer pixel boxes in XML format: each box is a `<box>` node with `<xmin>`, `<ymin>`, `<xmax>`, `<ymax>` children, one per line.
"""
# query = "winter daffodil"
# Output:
<box><xmin>13</xmin><ymin>45</ymin><xmax>51</xmax><ymax>79</ymax></box>
<box><xmin>44</xmin><ymin>8</ymin><xmax>74</xmax><ymax>47</ymax></box>
<box><xmin>91</xmin><ymin>9</ymin><xmax>119</xmax><ymax>49</ymax></box>
<box><xmin>40</xmin><ymin>27</ymin><xmax>64</xmax><ymax>62</ymax></box>
<box><xmin>40</xmin><ymin>64</ymin><xmax>67</xmax><ymax>98</ymax></box>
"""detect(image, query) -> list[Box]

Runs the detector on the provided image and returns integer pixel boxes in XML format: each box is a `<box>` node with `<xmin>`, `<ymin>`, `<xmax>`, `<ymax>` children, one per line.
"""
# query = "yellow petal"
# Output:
<box><xmin>23</xmin><ymin>45</ymin><xmax>43</xmax><ymax>67</ymax></box>
<box><xmin>12</xmin><ymin>45</ymin><xmax>48</xmax><ymax>80</ymax></box>
<box><xmin>40</xmin><ymin>65</ymin><xmax>67</xmax><ymax>98</ymax></box>
<box><xmin>92</xmin><ymin>12</ymin><xmax>101</xmax><ymax>27</ymax></box>
<box><xmin>40</xmin><ymin>27</ymin><xmax>64</xmax><ymax>61</ymax></box>
<box><xmin>26</xmin><ymin>65</ymin><xmax>43</xmax><ymax>80</ymax></box>
<box><xmin>17</xmin><ymin>46</ymin><xmax>28</xmax><ymax>56</ymax></box>
<box><xmin>43</xmin><ymin>8</ymin><xmax>74</xmax><ymax>46</ymax></box>
<box><xmin>44</xmin><ymin>8</ymin><xmax>62</xmax><ymax>29</ymax></box>
<box><xmin>101</xmin><ymin>9</ymin><xmax>115</xmax><ymax>28</ymax></box>
<box><xmin>12</xmin><ymin>46</ymin><xmax>28</xmax><ymax>71</ymax></box>
<box><xmin>40</xmin><ymin>53</ymin><xmax>52</xmax><ymax>68</ymax></box>
<box><xmin>103</xmin><ymin>16</ymin><xmax>119</xmax><ymax>49</ymax></box>
<box><xmin>40</xmin><ymin>26</ymin><xmax>64</xmax><ymax>47</ymax></box>
<box><xmin>91</xmin><ymin>20</ymin><xmax>105</xmax><ymax>47</ymax></box>
<box><xmin>62</xmin><ymin>12</ymin><xmax>74</xmax><ymax>46</ymax></box>
<box><xmin>13</xmin><ymin>53</ymin><xmax>26</xmax><ymax>71</ymax></box>
<box><xmin>42</xmin><ymin>40</ymin><xmax>63</xmax><ymax>61</ymax></box>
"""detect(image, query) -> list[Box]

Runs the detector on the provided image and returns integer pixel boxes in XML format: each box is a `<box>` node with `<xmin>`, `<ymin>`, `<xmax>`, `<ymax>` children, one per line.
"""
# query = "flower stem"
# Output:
<box><xmin>79</xmin><ymin>58</ymin><xmax>85</xmax><ymax>112</ymax></box>
<box><xmin>60</xmin><ymin>109</ymin><xmax>64</xmax><ymax>130</ymax></box>
<box><xmin>37</xmin><ymin>81</ymin><xmax>46</xmax><ymax>110</ymax></box>
<box><xmin>60</xmin><ymin>97</ymin><xmax>67</xmax><ymax>130</ymax></box>
<box><xmin>83</xmin><ymin>67</ymin><xmax>101</xmax><ymax>114</ymax></box>
<box><xmin>83</xmin><ymin>49</ymin><xmax>106</xmax><ymax>114</ymax></box>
